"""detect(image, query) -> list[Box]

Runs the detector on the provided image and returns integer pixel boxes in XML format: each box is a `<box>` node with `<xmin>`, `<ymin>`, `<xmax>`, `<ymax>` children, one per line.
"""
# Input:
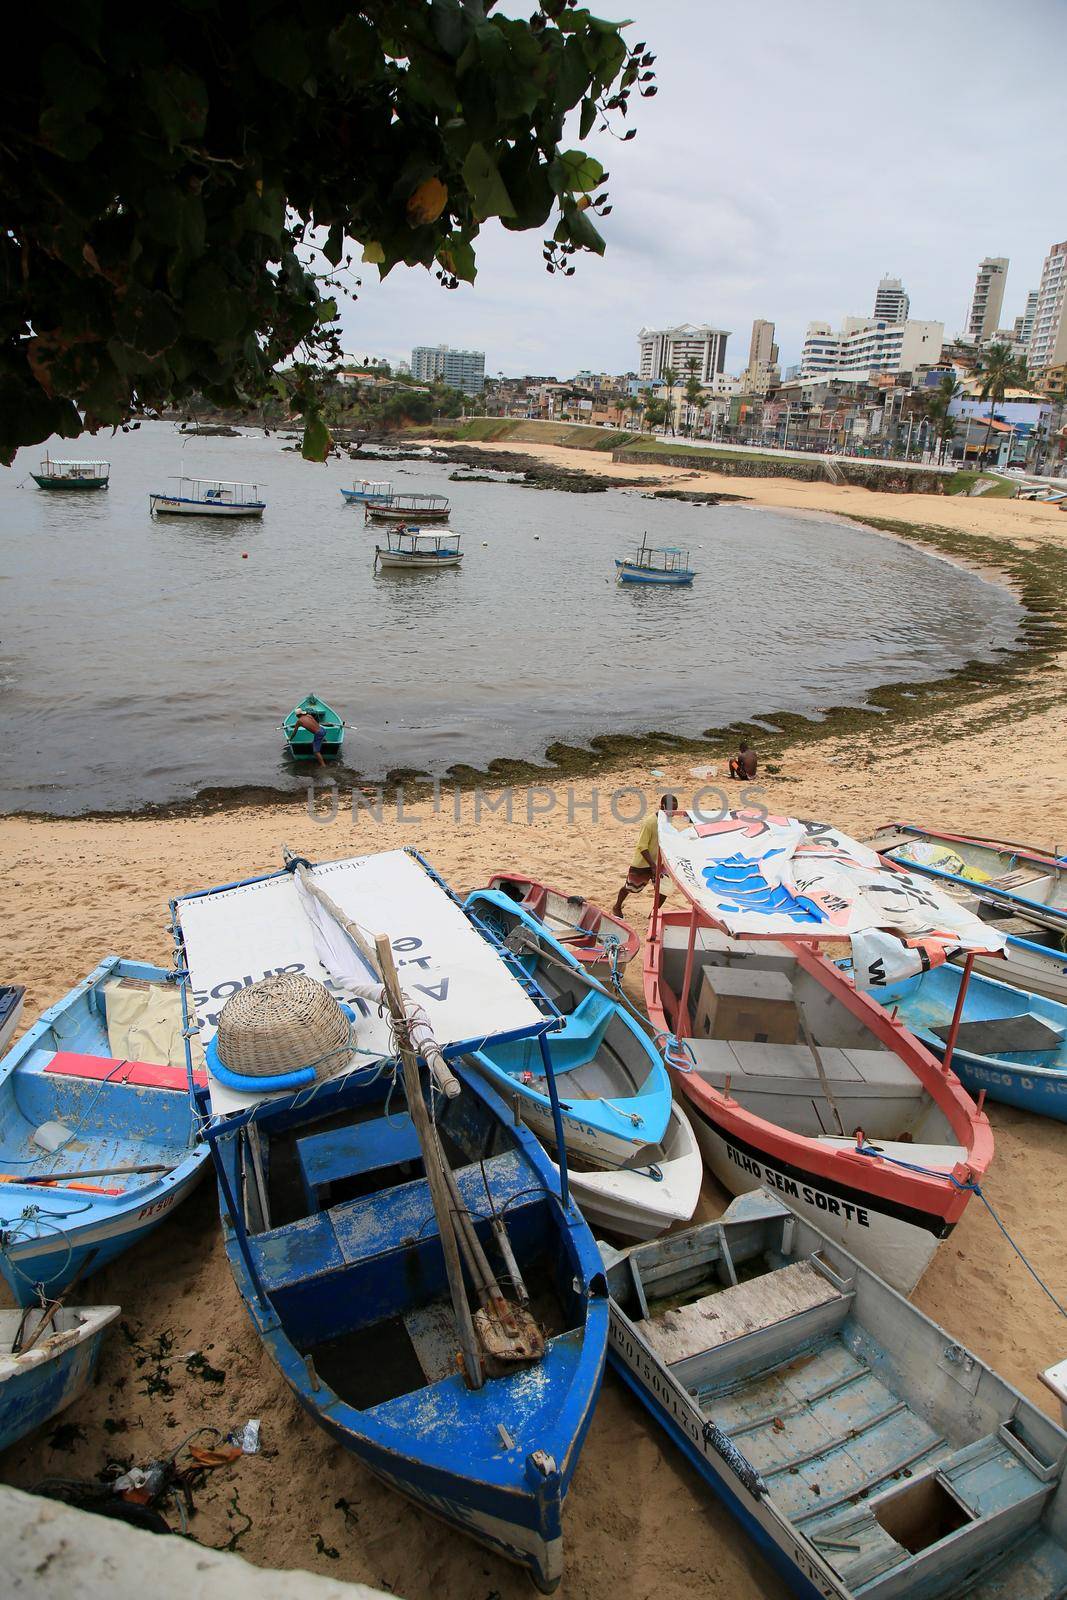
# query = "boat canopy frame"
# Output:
<box><xmin>158</xmin><ymin>476</ymin><xmax>264</xmax><ymax>504</ymax></box>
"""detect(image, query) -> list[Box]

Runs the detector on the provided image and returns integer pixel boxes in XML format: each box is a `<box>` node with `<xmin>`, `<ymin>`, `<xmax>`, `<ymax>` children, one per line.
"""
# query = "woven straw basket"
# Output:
<box><xmin>216</xmin><ymin>973</ymin><xmax>352</xmax><ymax>1078</ymax></box>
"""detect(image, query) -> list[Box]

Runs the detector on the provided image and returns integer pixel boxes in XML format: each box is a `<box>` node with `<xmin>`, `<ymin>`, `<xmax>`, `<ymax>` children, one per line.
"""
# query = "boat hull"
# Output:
<box><xmin>555</xmin><ymin>1102</ymin><xmax>702</xmax><ymax>1241</ymax></box>
<box><xmin>960</xmin><ymin>940</ymin><xmax>1067</xmax><ymax>1004</ymax></box>
<box><xmin>149</xmin><ymin>495</ymin><xmax>265</xmax><ymax>517</ymax></box>
<box><xmin>0</xmin><ymin>1306</ymin><xmax>120</xmax><ymax>1452</ymax></box>
<box><xmin>368</xmin><ymin>505</ymin><xmax>450</xmax><ymax>521</ymax></box>
<box><xmin>614</xmin><ymin>563</ymin><xmax>694</xmax><ymax>586</ymax></box>
<box><xmin>283</xmin><ymin>696</ymin><xmax>344</xmax><ymax>760</ymax></box>
<box><xmin>374</xmin><ymin>551</ymin><xmax>463</xmax><ymax>569</ymax></box>
<box><xmin>31</xmin><ymin>475</ymin><xmax>108</xmax><ymax>491</ymax></box>
<box><xmin>484</xmin><ymin>874</ymin><xmax>639</xmax><ymax>977</ymax></box>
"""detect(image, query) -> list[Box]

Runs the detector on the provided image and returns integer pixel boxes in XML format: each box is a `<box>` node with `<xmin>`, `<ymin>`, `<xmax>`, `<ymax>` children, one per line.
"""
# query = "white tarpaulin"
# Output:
<box><xmin>176</xmin><ymin>849</ymin><xmax>545</xmax><ymax>1114</ymax></box>
<box><xmin>658</xmin><ymin>811</ymin><xmax>1006</xmax><ymax>987</ymax></box>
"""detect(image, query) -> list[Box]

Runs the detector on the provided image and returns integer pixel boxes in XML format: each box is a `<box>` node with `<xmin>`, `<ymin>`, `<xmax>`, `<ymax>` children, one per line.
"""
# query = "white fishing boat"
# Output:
<box><xmin>0</xmin><ymin>1304</ymin><xmax>119</xmax><ymax>1452</ymax></box>
<box><xmin>149</xmin><ymin>477</ymin><xmax>266</xmax><ymax>518</ymax></box>
<box><xmin>340</xmin><ymin>479</ymin><xmax>393</xmax><ymax>504</ymax></box>
<box><xmin>366</xmin><ymin>493</ymin><xmax>450</xmax><ymax>522</ymax></box>
<box><xmin>550</xmin><ymin>1101</ymin><xmax>703</xmax><ymax>1241</ymax></box>
<box><xmin>374</xmin><ymin>528</ymin><xmax>463</xmax><ymax>570</ymax></box>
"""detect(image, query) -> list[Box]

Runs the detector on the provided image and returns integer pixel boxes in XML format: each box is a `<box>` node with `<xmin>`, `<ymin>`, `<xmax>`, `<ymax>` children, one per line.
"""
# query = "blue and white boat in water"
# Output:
<box><xmin>0</xmin><ymin>1302</ymin><xmax>119</xmax><ymax>1452</ymax></box>
<box><xmin>464</xmin><ymin>887</ymin><xmax>674</xmax><ymax>1168</ymax></box>
<box><xmin>0</xmin><ymin>958</ymin><xmax>210</xmax><ymax>1306</ymax></box>
<box><xmin>173</xmin><ymin>847</ymin><xmax>608</xmax><ymax>1591</ymax></box>
<box><xmin>615</xmin><ymin>538</ymin><xmax>696</xmax><ymax>586</ymax></box>
<box><xmin>340</xmin><ymin>478</ymin><xmax>393</xmax><ymax>504</ymax></box>
<box><xmin>866</xmin><ymin>960</ymin><xmax>1067</xmax><ymax>1122</ymax></box>
<box><xmin>149</xmin><ymin>476</ymin><xmax>265</xmax><ymax>518</ymax></box>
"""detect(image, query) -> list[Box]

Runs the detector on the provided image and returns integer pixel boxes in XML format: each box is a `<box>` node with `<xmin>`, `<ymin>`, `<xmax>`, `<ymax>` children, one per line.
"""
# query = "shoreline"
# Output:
<box><xmin>4</xmin><ymin>456</ymin><xmax>1056</xmax><ymax>824</ymax></box>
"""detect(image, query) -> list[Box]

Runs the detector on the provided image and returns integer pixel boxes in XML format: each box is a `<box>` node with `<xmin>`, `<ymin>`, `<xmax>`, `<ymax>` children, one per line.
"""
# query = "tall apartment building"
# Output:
<box><xmin>1014</xmin><ymin>289</ymin><xmax>1040</xmax><ymax>347</ymax></box>
<box><xmin>410</xmin><ymin>343</ymin><xmax>486</xmax><ymax>392</ymax></box>
<box><xmin>966</xmin><ymin>258</ymin><xmax>1009</xmax><ymax>343</ymax></box>
<box><xmin>800</xmin><ymin>316</ymin><xmax>943</xmax><ymax>380</ymax></box>
<box><xmin>873</xmin><ymin>276</ymin><xmax>909</xmax><ymax>324</ymax></box>
<box><xmin>637</xmin><ymin>324</ymin><xmax>729</xmax><ymax>384</ymax></box>
<box><xmin>1028</xmin><ymin>242</ymin><xmax>1067</xmax><ymax>371</ymax></box>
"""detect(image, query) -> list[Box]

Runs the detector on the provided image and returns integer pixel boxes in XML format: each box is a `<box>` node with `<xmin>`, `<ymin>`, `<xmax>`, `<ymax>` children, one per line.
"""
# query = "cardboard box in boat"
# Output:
<box><xmin>693</xmin><ymin>967</ymin><xmax>799</xmax><ymax>1045</ymax></box>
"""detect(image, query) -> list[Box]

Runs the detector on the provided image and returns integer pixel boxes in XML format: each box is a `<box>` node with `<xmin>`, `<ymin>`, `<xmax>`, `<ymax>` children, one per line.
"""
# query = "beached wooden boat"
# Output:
<box><xmin>0</xmin><ymin>1303</ymin><xmax>119</xmax><ymax>1452</ymax></box>
<box><xmin>864</xmin><ymin>960</ymin><xmax>1067</xmax><ymax>1123</ymax></box>
<box><xmin>0</xmin><ymin>986</ymin><xmax>25</xmax><ymax>1057</ymax></box>
<box><xmin>550</xmin><ymin>1100</ymin><xmax>702</xmax><ymax>1241</ymax></box>
<box><xmin>615</xmin><ymin>539</ymin><xmax>695</xmax><ymax>586</ymax></box>
<box><xmin>366</xmin><ymin>493</ymin><xmax>450</xmax><ymax>522</ymax></box>
<box><xmin>0</xmin><ymin>958</ymin><xmax>209</xmax><ymax>1306</ymax></box>
<box><xmin>282</xmin><ymin>694</ymin><xmax>345</xmax><ymax>760</ymax></box>
<box><xmin>374</xmin><ymin>528</ymin><xmax>463</xmax><ymax>569</ymax></box>
<box><xmin>466</xmin><ymin>887</ymin><xmax>673</xmax><ymax>1170</ymax></box>
<box><xmin>173</xmin><ymin>848</ymin><xmax>607</xmax><ymax>1591</ymax></box>
<box><xmin>873</xmin><ymin>823</ymin><xmax>1067</xmax><ymax>938</ymax></box>
<box><xmin>484</xmin><ymin>873</ymin><xmax>639</xmax><ymax>979</ymax></box>
<box><xmin>149</xmin><ymin>476</ymin><xmax>265</xmax><ymax>518</ymax></box>
<box><xmin>30</xmin><ymin>455</ymin><xmax>110</xmax><ymax>490</ymax></box>
<box><xmin>340</xmin><ymin>479</ymin><xmax>393</xmax><ymax>504</ymax></box>
<box><xmin>959</xmin><ymin>923</ymin><xmax>1067</xmax><ymax>1004</ymax></box>
<box><xmin>603</xmin><ymin>1190</ymin><xmax>1067</xmax><ymax>1600</ymax></box>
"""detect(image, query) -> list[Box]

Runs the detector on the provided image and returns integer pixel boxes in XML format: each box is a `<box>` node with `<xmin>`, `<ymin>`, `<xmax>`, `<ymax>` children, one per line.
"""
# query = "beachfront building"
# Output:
<box><xmin>410</xmin><ymin>344</ymin><xmax>486</xmax><ymax>392</ymax></box>
<box><xmin>1014</xmin><ymin>290</ymin><xmax>1039</xmax><ymax>349</ymax></box>
<box><xmin>800</xmin><ymin>316</ymin><xmax>944</xmax><ymax>381</ymax></box>
<box><xmin>743</xmin><ymin>319</ymin><xmax>780</xmax><ymax>394</ymax></box>
<box><xmin>1028</xmin><ymin>241</ymin><xmax>1067</xmax><ymax>372</ymax></box>
<box><xmin>873</xmin><ymin>276</ymin><xmax>909</xmax><ymax>324</ymax></box>
<box><xmin>965</xmin><ymin>257</ymin><xmax>1009</xmax><ymax>343</ymax></box>
<box><xmin>637</xmin><ymin>324</ymin><xmax>730</xmax><ymax>384</ymax></box>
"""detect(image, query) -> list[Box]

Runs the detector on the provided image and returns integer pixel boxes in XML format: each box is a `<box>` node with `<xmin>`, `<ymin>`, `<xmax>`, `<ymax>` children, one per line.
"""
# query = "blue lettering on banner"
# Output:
<box><xmin>724</xmin><ymin>1141</ymin><xmax>869</xmax><ymax>1227</ymax></box>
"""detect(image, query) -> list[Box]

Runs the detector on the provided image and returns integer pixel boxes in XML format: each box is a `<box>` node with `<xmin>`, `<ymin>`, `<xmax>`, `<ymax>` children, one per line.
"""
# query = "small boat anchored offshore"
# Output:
<box><xmin>340</xmin><ymin>479</ymin><xmax>393</xmax><ymax>504</ymax></box>
<box><xmin>366</xmin><ymin>492</ymin><xmax>450</xmax><ymax>522</ymax></box>
<box><xmin>149</xmin><ymin>477</ymin><xmax>266</xmax><ymax>518</ymax></box>
<box><xmin>615</xmin><ymin>539</ymin><xmax>696</xmax><ymax>586</ymax></box>
<box><xmin>375</xmin><ymin>528</ymin><xmax>463</xmax><ymax>570</ymax></box>
<box><xmin>31</xmin><ymin>455</ymin><xmax>110</xmax><ymax>490</ymax></box>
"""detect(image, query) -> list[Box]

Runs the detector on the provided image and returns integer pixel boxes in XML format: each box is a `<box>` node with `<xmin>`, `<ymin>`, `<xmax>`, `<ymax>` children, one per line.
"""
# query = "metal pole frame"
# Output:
<box><xmin>941</xmin><ymin>951</ymin><xmax>976</xmax><ymax>1078</ymax></box>
<box><xmin>537</xmin><ymin>1029</ymin><xmax>571</xmax><ymax>1212</ymax></box>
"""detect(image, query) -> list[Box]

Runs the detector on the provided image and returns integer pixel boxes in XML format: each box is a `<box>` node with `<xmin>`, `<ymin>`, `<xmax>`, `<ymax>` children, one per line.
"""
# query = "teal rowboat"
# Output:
<box><xmin>283</xmin><ymin>694</ymin><xmax>345</xmax><ymax>760</ymax></box>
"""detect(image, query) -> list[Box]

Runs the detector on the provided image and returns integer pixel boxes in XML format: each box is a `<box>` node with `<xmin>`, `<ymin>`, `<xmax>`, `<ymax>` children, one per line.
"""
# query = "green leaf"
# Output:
<box><xmin>361</xmin><ymin>240</ymin><xmax>385</xmax><ymax>264</ymax></box>
<box><xmin>251</xmin><ymin>21</ymin><xmax>312</xmax><ymax>91</ymax></box>
<box><xmin>436</xmin><ymin>237</ymin><xmax>477</xmax><ymax>283</ymax></box>
<box><xmin>550</xmin><ymin>149</ymin><xmax>604</xmax><ymax>194</ymax></box>
<box><xmin>579</xmin><ymin>96</ymin><xmax>597</xmax><ymax>138</ymax></box>
<box><xmin>140</xmin><ymin>67</ymin><xmax>209</xmax><ymax>147</ymax></box>
<box><xmin>302</xmin><ymin>414</ymin><xmax>331</xmax><ymax>461</ymax></box>
<box><xmin>561</xmin><ymin>202</ymin><xmax>606</xmax><ymax>254</ymax></box>
<box><xmin>461</xmin><ymin>143</ymin><xmax>516</xmax><ymax>220</ymax></box>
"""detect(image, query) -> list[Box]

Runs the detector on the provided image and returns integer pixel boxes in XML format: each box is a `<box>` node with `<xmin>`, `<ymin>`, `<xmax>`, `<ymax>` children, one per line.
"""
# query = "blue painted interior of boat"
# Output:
<box><xmin>878</xmin><ymin>964</ymin><xmax>1067</xmax><ymax>1071</ymax></box>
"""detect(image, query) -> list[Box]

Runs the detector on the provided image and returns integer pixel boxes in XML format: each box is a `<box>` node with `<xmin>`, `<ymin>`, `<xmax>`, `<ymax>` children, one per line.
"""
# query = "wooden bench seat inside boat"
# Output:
<box><xmin>43</xmin><ymin>1050</ymin><xmax>206</xmax><ymax>1091</ymax></box>
<box><xmin>295</xmin><ymin>1114</ymin><xmax>423</xmax><ymax>1208</ymax></box>
<box><xmin>636</xmin><ymin>1260</ymin><xmax>843</xmax><ymax>1366</ymax></box>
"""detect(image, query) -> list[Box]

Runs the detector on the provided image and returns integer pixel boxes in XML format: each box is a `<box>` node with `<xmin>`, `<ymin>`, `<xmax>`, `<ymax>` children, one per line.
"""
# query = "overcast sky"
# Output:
<box><xmin>338</xmin><ymin>0</ymin><xmax>1066</xmax><ymax>379</ymax></box>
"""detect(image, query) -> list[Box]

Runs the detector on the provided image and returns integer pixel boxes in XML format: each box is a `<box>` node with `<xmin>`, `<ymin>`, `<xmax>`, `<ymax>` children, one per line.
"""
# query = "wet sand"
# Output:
<box><xmin>1</xmin><ymin>470</ymin><xmax>1065</xmax><ymax>1597</ymax></box>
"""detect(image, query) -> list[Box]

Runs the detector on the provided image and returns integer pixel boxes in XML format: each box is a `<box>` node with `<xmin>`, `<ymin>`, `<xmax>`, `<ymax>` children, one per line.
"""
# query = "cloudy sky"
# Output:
<box><xmin>338</xmin><ymin>0</ymin><xmax>1066</xmax><ymax>379</ymax></box>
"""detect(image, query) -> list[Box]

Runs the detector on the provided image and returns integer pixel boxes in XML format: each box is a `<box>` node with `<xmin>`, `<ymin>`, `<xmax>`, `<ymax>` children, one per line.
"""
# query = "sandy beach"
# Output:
<box><xmin>1</xmin><ymin>465</ymin><xmax>1065</xmax><ymax>1599</ymax></box>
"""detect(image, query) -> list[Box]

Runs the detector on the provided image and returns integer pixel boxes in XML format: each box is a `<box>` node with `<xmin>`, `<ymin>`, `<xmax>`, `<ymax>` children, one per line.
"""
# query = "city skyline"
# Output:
<box><xmin>332</xmin><ymin>0</ymin><xmax>1064</xmax><ymax>378</ymax></box>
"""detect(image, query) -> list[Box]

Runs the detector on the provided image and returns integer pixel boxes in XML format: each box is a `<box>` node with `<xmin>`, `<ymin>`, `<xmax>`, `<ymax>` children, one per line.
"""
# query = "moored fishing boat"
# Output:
<box><xmin>615</xmin><ymin>539</ymin><xmax>695</xmax><ymax>586</ymax></box>
<box><xmin>484</xmin><ymin>873</ymin><xmax>639</xmax><ymax>979</ymax></box>
<box><xmin>645</xmin><ymin>811</ymin><xmax>1004</xmax><ymax>1293</ymax></box>
<box><xmin>30</xmin><ymin>455</ymin><xmax>110</xmax><ymax>490</ymax></box>
<box><xmin>282</xmin><ymin>694</ymin><xmax>345</xmax><ymax>760</ymax></box>
<box><xmin>0</xmin><ymin>958</ymin><xmax>209</xmax><ymax>1306</ymax></box>
<box><xmin>550</xmin><ymin>1100</ymin><xmax>702</xmax><ymax>1241</ymax></box>
<box><xmin>173</xmin><ymin>847</ymin><xmax>607</xmax><ymax>1592</ymax></box>
<box><xmin>465</xmin><ymin>888</ymin><xmax>672</xmax><ymax>1169</ymax></box>
<box><xmin>959</xmin><ymin>923</ymin><xmax>1067</xmax><ymax>1004</ymax></box>
<box><xmin>366</xmin><ymin>492</ymin><xmax>450</xmax><ymax>522</ymax></box>
<box><xmin>872</xmin><ymin>823</ymin><xmax>1067</xmax><ymax>938</ymax></box>
<box><xmin>340</xmin><ymin>478</ymin><xmax>393</xmax><ymax>504</ymax></box>
<box><xmin>149</xmin><ymin>477</ymin><xmax>266</xmax><ymax>518</ymax></box>
<box><xmin>0</xmin><ymin>1303</ymin><xmax>120</xmax><ymax>1452</ymax></box>
<box><xmin>863</xmin><ymin>960</ymin><xmax>1067</xmax><ymax>1122</ymax></box>
<box><xmin>603</xmin><ymin>1191</ymin><xmax>1067</xmax><ymax>1600</ymax></box>
<box><xmin>374</xmin><ymin>528</ymin><xmax>463</xmax><ymax>569</ymax></box>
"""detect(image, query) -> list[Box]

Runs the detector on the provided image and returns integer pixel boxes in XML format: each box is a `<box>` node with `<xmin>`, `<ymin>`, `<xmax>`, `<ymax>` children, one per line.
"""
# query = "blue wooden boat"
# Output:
<box><xmin>868</xmin><ymin>961</ymin><xmax>1067</xmax><ymax>1122</ymax></box>
<box><xmin>173</xmin><ymin>848</ymin><xmax>608</xmax><ymax>1591</ymax></box>
<box><xmin>0</xmin><ymin>1303</ymin><xmax>119</xmax><ymax>1451</ymax></box>
<box><xmin>0</xmin><ymin>958</ymin><xmax>209</xmax><ymax>1306</ymax></box>
<box><xmin>603</xmin><ymin>1190</ymin><xmax>1067</xmax><ymax>1600</ymax></box>
<box><xmin>340</xmin><ymin>478</ymin><xmax>393</xmax><ymax>504</ymax></box>
<box><xmin>465</xmin><ymin>888</ymin><xmax>673</xmax><ymax>1168</ymax></box>
<box><xmin>615</xmin><ymin>539</ymin><xmax>695</xmax><ymax>586</ymax></box>
<box><xmin>0</xmin><ymin>984</ymin><xmax>25</xmax><ymax>1056</ymax></box>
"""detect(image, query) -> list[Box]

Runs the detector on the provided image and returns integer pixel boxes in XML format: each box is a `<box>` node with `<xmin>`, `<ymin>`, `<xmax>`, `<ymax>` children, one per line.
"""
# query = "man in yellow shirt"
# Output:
<box><xmin>612</xmin><ymin>794</ymin><xmax>678</xmax><ymax>918</ymax></box>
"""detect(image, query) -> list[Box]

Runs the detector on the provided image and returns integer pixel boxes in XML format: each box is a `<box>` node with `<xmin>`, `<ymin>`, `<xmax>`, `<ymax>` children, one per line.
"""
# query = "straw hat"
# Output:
<box><xmin>215</xmin><ymin>973</ymin><xmax>352</xmax><ymax>1078</ymax></box>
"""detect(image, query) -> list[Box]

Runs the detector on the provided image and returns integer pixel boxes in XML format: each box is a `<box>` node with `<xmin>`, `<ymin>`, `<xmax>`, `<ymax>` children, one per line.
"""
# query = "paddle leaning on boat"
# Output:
<box><xmin>643</xmin><ymin>808</ymin><xmax>1005</xmax><ymax>1293</ymax></box>
<box><xmin>171</xmin><ymin>846</ymin><xmax>608</xmax><ymax>1592</ymax></box>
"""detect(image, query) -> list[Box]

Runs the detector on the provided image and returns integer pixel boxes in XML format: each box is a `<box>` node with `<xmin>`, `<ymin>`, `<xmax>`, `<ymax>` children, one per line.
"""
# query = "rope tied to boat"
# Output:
<box><xmin>852</xmin><ymin>1143</ymin><xmax>1067</xmax><ymax>1321</ymax></box>
<box><xmin>702</xmin><ymin>1419</ymin><xmax>767</xmax><ymax>1499</ymax></box>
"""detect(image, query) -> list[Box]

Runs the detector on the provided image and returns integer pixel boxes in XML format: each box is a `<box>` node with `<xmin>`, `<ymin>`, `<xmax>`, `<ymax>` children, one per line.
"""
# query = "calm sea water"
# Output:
<box><xmin>0</xmin><ymin>422</ymin><xmax>1023</xmax><ymax>815</ymax></box>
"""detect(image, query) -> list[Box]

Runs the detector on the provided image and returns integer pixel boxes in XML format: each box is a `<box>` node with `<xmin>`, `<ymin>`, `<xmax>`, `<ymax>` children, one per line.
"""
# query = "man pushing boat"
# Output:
<box><xmin>613</xmin><ymin>794</ymin><xmax>678</xmax><ymax>918</ymax></box>
<box><xmin>293</xmin><ymin>705</ymin><xmax>327</xmax><ymax>767</ymax></box>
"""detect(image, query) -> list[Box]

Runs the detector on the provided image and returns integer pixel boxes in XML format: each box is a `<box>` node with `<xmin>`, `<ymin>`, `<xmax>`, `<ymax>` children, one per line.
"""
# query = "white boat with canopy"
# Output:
<box><xmin>149</xmin><ymin>477</ymin><xmax>266</xmax><ymax>518</ymax></box>
<box><xmin>374</xmin><ymin>528</ymin><xmax>463</xmax><ymax>570</ymax></box>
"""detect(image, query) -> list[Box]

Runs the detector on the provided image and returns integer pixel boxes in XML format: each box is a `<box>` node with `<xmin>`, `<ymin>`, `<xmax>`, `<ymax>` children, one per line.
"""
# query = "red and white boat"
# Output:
<box><xmin>644</xmin><ymin>810</ymin><xmax>1002</xmax><ymax>1294</ymax></box>
<box><xmin>484</xmin><ymin>873</ymin><xmax>639</xmax><ymax>979</ymax></box>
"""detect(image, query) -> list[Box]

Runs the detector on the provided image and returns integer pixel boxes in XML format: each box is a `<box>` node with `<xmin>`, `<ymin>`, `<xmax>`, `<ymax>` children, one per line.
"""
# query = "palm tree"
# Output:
<box><xmin>661</xmin><ymin>365</ymin><xmax>678</xmax><ymax>435</ymax></box>
<box><xmin>624</xmin><ymin>394</ymin><xmax>643</xmax><ymax>433</ymax></box>
<box><xmin>974</xmin><ymin>342</ymin><xmax>1027</xmax><ymax>466</ymax></box>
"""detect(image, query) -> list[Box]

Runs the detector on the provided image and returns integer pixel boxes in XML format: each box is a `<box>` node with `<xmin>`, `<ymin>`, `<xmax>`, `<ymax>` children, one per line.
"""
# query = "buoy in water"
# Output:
<box><xmin>242</xmin><ymin>552</ymin><xmax>248</xmax><ymax>558</ymax></box>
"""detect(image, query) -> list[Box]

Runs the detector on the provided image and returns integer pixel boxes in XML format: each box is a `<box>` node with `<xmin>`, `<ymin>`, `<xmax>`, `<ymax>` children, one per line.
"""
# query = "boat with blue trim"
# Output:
<box><xmin>615</xmin><ymin>539</ymin><xmax>695</xmax><ymax>586</ymax></box>
<box><xmin>0</xmin><ymin>1303</ymin><xmax>120</xmax><ymax>1452</ymax></box>
<box><xmin>872</xmin><ymin>823</ymin><xmax>1067</xmax><ymax>939</ymax></box>
<box><xmin>149</xmin><ymin>476</ymin><xmax>266</xmax><ymax>518</ymax></box>
<box><xmin>0</xmin><ymin>958</ymin><xmax>209</xmax><ymax>1306</ymax></box>
<box><xmin>374</xmin><ymin>527</ymin><xmax>463</xmax><ymax>569</ymax></box>
<box><xmin>172</xmin><ymin>847</ymin><xmax>608</xmax><ymax>1592</ymax></box>
<box><xmin>340</xmin><ymin>478</ymin><xmax>393</xmax><ymax>504</ymax></box>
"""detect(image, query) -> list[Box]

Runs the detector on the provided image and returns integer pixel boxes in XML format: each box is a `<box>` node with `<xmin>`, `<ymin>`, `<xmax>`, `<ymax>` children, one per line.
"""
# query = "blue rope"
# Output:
<box><xmin>853</xmin><ymin>1144</ymin><xmax>1067</xmax><ymax>1320</ymax></box>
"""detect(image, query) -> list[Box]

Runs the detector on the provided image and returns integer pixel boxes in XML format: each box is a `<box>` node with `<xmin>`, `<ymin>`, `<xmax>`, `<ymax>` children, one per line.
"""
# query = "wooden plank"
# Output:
<box><xmin>44</xmin><ymin>1051</ymin><xmax>207</xmax><ymax>1090</ymax></box>
<box><xmin>636</xmin><ymin>1261</ymin><xmax>841</xmax><ymax>1365</ymax></box>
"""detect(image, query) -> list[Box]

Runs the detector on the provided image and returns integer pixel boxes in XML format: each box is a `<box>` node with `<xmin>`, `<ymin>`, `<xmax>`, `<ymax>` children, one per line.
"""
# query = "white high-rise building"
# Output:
<box><xmin>637</xmin><ymin>324</ymin><xmax>729</xmax><ymax>384</ymax></box>
<box><xmin>1028</xmin><ymin>242</ymin><xmax>1067</xmax><ymax>371</ymax></box>
<box><xmin>800</xmin><ymin>316</ymin><xmax>943</xmax><ymax>380</ymax></box>
<box><xmin>873</xmin><ymin>276</ymin><xmax>909</xmax><ymax>323</ymax></box>
<box><xmin>966</xmin><ymin>258</ymin><xmax>1009</xmax><ymax>343</ymax></box>
<box><xmin>1014</xmin><ymin>289</ymin><xmax>1039</xmax><ymax>348</ymax></box>
<box><xmin>410</xmin><ymin>344</ymin><xmax>486</xmax><ymax>392</ymax></box>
